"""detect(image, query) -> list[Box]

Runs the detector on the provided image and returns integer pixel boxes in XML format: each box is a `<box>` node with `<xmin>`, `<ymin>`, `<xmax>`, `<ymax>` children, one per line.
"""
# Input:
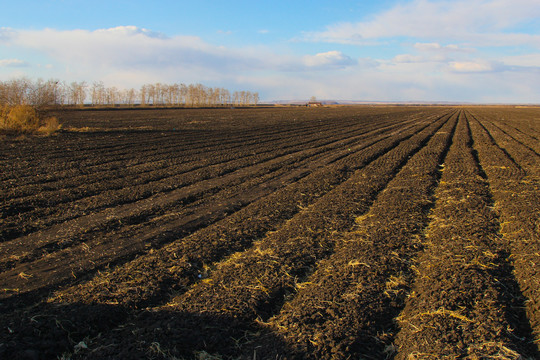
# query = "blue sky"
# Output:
<box><xmin>1</xmin><ymin>0</ymin><xmax>539</xmax><ymax>102</ymax></box>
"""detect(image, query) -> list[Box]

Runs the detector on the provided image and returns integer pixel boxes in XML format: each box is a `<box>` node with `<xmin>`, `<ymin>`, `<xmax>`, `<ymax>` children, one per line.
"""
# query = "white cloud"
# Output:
<box><xmin>393</xmin><ymin>52</ymin><xmax>451</xmax><ymax>64</ymax></box>
<box><xmin>413</xmin><ymin>42</ymin><xmax>473</xmax><ymax>53</ymax></box>
<box><xmin>303</xmin><ymin>51</ymin><xmax>355</xmax><ymax>68</ymax></box>
<box><xmin>449</xmin><ymin>60</ymin><xmax>497</xmax><ymax>73</ymax></box>
<box><xmin>0</xmin><ymin>26</ymin><xmax>360</xmax><ymax>88</ymax></box>
<box><xmin>1</xmin><ymin>22</ymin><xmax>539</xmax><ymax>103</ymax></box>
<box><xmin>0</xmin><ymin>27</ymin><xmax>16</xmax><ymax>42</ymax></box>
<box><xmin>414</xmin><ymin>43</ymin><xmax>445</xmax><ymax>51</ymax></box>
<box><xmin>393</xmin><ymin>54</ymin><xmax>425</xmax><ymax>63</ymax></box>
<box><xmin>392</xmin><ymin>42</ymin><xmax>475</xmax><ymax>64</ymax></box>
<box><xmin>0</xmin><ymin>58</ymin><xmax>29</xmax><ymax>67</ymax></box>
<box><xmin>448</xmin><ymin>57</ymin><xmax>540</xmax><ymax>74</ymax></box>
<box><xmin>500</xmin><ymin>54</ymin><xmax>540</xmax><ymax>68</ymax></box>
<box><xmin>4</xmin><ymin>26</ymin><xmax>268</xmax><ymax>77</ymax></box>
<box><xmin>303</xmin><ymin>0</ymin><xmax>540</xmax><ymax>47</ymax></box>
<box><xmin>95</xmin><ymin>25</ymin><xmax>167</xmax><ymax>39</ymax></box>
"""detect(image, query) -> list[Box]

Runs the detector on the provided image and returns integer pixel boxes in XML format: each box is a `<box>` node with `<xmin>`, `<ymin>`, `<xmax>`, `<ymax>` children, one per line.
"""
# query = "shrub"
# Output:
<box><xmin>38</xmin><ymin>116</ymin><xmax>61</xmax><ymax>135</ymax></box>
<box><xmin>0</xmin><ymin>105</ymin><xmax>61</xmax><ymax>135</ymax></box>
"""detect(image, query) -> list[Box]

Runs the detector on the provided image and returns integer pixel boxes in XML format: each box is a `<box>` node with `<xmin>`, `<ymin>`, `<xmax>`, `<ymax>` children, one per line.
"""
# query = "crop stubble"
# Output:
<box><xmin>0</xmin><ymin>106</ymin><xmax>538</xmax><ymax>359</ymax></box>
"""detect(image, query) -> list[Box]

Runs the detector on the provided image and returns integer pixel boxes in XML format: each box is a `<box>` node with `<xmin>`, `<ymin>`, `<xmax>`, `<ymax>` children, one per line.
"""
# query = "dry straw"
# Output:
<box><xmin>0</xmin><ymin>105</ymin><xmax>61</xmax><ymax>135</ymax></box>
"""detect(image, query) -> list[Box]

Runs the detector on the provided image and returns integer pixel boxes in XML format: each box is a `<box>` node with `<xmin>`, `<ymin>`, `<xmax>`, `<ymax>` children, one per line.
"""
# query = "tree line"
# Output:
<box><xmin>0</xmin><ymin>78</ymin><xmax>260</xmax><ymax>107</ymax></box>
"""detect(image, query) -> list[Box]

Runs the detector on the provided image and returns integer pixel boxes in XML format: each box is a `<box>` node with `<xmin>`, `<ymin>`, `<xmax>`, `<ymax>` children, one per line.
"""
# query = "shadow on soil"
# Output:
<box><xmin>0</xmin><ymin>301</ymin><xmax>296</xmax><ymax>360</ymax></box>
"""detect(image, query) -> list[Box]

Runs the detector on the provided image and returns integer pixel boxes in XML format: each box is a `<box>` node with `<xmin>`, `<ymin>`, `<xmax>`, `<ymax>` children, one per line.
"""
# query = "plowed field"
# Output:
<box><xmin>1</xmin><ymin>106</ymin><xmax>539</xmax><ymax>359</ymax></box>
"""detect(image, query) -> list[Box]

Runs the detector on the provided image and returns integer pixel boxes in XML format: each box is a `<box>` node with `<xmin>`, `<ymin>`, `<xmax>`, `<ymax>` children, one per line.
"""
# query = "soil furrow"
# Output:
<box><xmin>0</xmin><ymin>106</ymin><xmax>403</xmax><ymax>182</ymax></box>
<box><xmin>0</xmin><ymin>111</ymin><xmax>450</xmax><ymax>359</ymax></box>
<box><xmin>0</xmin><ymin>125</ymin><xmax>381</xmax><ymax>241</ymax></box>
<box><xmin>1</xmin><ymin>112</ymin><xmax>402</xmax><ymax>203</ymax></box>
<box><xmin>0</xmin><ymin>137</ymin><xmax>353</xmax><ymax>266</ymax></box>
<box><xmin>490</xmin><ymin>120</ymin><xmax>540</xmax><ymax>154</ymax></box>
<box><xmin>393</xmin><ymin>111</ymin><xmax>538</xmax><ymax>359</ymax></box>
<box><xmin>469</xmin><ymin>107</ymin><xmax>540</xmax><ymax>140</ymax></box>
<box><xmin>9</xmin><ymin>107</ymin><xmax>525</xmax><ymax>360</ymax></box>
<box><xmin>250</xmin><ymin>110</ymin><xmax>458</xmax><ymax>359</ymax></box>
<box><xmin>0</xmin><ymin>113</ymin><xmax>417</xmax><ymax>259</ymax></box>
<box><xmin>0</xmin><ymin>116</ymin><xmax>351</xmax><ymax>188</ymax></box>
<box><xmin>476</xmin><ymin>115</ymin><xmax>540</xmax><ymax>168</ymax></box>
<box><xmin>0</xmin><ymin>123</ymin><xmax>299</xmax><ymax>186</ymax></box>
<box><xmin>68</xmin><ymin>111</ymin><xmax>454</xmax><ymax>359</ymax></box>
<box><xmin>41</xmin><ymin>114</ymin><xmax>443</xmax><ymax>309</ymax></box>
<box><xmin>0</xmin><ymin>115</ymin><xmax>410</xmax><ymax>241</ymax></box>
<box><xmin>467</xmin><ymin>111</ymin><xmax>540</xmax><ymax>351</ymax></box>
<box><xmin>0</xmin><ymin>116</ymin><xmax>361</xmax><ymax>200</ymax></box>
<box><xmin>0</xmin><ymin>122</ymin><xmax>396</xmax><ymax>276</ymax></box>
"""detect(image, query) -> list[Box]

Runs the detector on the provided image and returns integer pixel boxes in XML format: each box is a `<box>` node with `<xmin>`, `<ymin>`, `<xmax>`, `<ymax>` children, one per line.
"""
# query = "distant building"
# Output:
<box><xmin>307</xmin><ymin>101</ymin><xmax>323</xmax><ymax>107</ymax></box>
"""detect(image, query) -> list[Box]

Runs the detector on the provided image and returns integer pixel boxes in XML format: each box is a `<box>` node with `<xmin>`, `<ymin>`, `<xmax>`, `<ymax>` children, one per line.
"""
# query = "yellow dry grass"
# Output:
<box><xmin>0</xmin><ymin>105</ymin><xmax>61</xmax><ymax>135</ymax></box>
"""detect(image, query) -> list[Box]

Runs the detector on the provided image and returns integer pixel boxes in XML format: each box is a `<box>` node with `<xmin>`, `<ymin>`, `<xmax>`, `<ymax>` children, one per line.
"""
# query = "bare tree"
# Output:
<box><xmin>54</xmin><ymin>81</ymin><xmax>68</xmax><ymax>105</ymax></box>
<box><xmin>106</xmin><ymin>86</ymin><xmax>119</xmax><ymax>105</ymax></box>
<box><xmin>91</xmin><ymin>81</ymin><xmax>106</xmax><ymax>105</ymax></box>
<box><xmin>147</xmin><ymin>84</ymin><xmax>156</xmax><ymax>105</ymax></box>
<box><xmin>68</xmin><ymin>81</ymin><xmax>87</xmax><ymax>106</ymax></box>
<box><xmin>123</xmin><ymin>88</ymin><xmax>137</xmax><ymax>106</ymax></box>
<box><xmin>28</xmin><ymin>79</ymin><xmax>58</xmax><ymax>107</ymax></box>
<box><xmin>1</xmin><ymin>77</ymin><xmax>259</xmax><ymax>108</ymax></box>
<box><xmin>0</xmin><ymin>78</ymin><xmax>62</xmax><ymax>107</ymax></box>
<box><xmin>140</xmin><ymin>85</ymin><xmax>147</xmax><ymax>106</ymax></box>
<box><xmin>220</xmin><ymin>88</ymin><xmax>230</xmax><ymax>106</ymax></box>
<box><xmin>253</xmin><ymin>92</ymin><xmax>259</xmax><ymax>106</ymax></box>
<box><xmin>0</xmin><ymin>78</ymin><xmax>31</xmax><ymax>105</ymax></box>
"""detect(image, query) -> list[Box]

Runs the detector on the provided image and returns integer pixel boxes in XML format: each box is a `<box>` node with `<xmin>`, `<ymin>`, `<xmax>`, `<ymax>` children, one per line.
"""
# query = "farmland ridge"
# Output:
<box><xmin>0</xmin><ymin>106</ymin><xmax>539</xmax><ymax>359</ymax></box>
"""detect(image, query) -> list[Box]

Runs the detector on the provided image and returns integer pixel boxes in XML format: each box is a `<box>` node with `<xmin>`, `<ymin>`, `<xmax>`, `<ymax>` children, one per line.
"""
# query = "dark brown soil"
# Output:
<box><xmin>0</xmin><ymin>106</ymin><xmax>538</xmax><ymax>359</ymax></box>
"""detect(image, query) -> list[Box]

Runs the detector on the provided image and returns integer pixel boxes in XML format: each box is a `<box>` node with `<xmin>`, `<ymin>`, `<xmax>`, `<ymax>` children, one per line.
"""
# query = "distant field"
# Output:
<box><xmin>1</xmin><ymin>106</ymin><xmax>539</xmax><ymax>359</ymax></box>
